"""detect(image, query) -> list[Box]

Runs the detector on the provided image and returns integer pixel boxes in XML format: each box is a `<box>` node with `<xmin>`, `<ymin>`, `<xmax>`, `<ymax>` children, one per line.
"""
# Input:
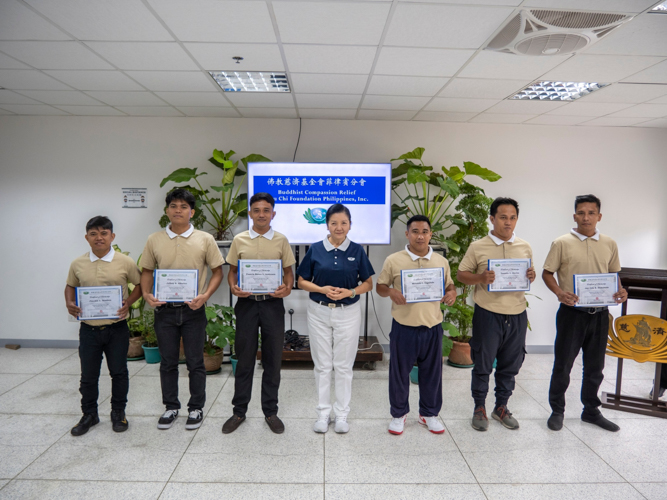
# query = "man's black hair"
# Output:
<box><xmin>490</xmin><ymin>197</ymin><xmax>519</xmax><ymax>217</ymax></box>
<box><xmin>326</xmin><ymin>204</ymin><xmax>352</xmax><ymax>224</ymax></box>
<box><xmin>86</xmin><ymin>216</ymin><xmax>113</xmax><ymax>233</ymax></box>
<box><xmin>165</xmin><ymin>188</ymin><xmax>196</xmax><ymax>210</ymax></box>
<box><xmin>406</xmin><ymin>214</ymin><xmax>431</xmax><ymax>229</ymax></box>
<box><xmin>575</xmin><ymin>194</ymin><xmax>601</xmax><ymax>212</ymax></box>
<box><xmin>249</xmin><ymin>192</ymin><xmax>275</xmax><ymax>208</ymax></box>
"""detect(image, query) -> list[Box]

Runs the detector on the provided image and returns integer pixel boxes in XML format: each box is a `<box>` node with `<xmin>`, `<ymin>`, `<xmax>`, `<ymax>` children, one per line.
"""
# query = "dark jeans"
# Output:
<box><xmin>549</xmin><ymin>304</ymin><xmax>608</xmax><ymax>417</ymax></box>
<box><xmin>389</xmin><ymin>320</ymin><xmax>443</xmax><ymax>418</ymax></box>
<box><xmin>155</xmin><ymin>305</ymin><xmax>207</xmax><ymax>412</ymax></box>
<box><xmin>79</xmin><ymin>320</ymin><xmax>130</xmax><ymax>414</ymax></box>
<box><xmin>232</xmin><ymin>297</ymin><xmax>285</xmax><ymax>417</ymax></box>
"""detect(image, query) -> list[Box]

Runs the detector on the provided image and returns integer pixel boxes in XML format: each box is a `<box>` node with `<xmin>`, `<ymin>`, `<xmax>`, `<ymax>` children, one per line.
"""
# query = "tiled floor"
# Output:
<box><xmin>0</xmin><ymin>348</ymin><xmax>665</xmax><ymax>500</ymax></box>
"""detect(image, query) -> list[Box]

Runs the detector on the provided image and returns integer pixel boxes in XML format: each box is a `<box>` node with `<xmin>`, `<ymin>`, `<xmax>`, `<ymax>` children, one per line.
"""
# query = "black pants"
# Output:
<box><xmin>470</xmin><ymin>305</ymin><xmax>527</xmax><ymax>408</ymax></box>
<box><xmin>388</xmin><ymin>320</ymin><xmax>443</xmax><ymax>418</ymax></box>
<box><xmin>549</xmin><ymin>304</ymin><xmax>608</xmax><ymax>417</ymax></box>
<box><xmin>79</xmin><ymin>320</ymin><xmax>130</xmax><ymax>414</ymax></box>
<box><xmin>232</xmin><ymin>297</ymin><xmax>285</xmax><ymax>417</ymax></box>
<box><xmin>155</xmin><ymin>305</ymin><xmax>207</xmax><ymax>412</ymax></box>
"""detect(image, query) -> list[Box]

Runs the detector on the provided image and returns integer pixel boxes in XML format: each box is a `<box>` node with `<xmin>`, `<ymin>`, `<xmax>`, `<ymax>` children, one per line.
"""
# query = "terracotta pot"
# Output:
<box><xmin>127</xmin><ymin>336</ymin><xmax>145</xmax><ymax>358</ymax></box>
<box><xmin>204</xmin><ymin>348</ymin><xmax>224</xmax><ymax>373</ymax></box>
<box><xmin>448</xmin><ymin>340</ymin><xmax>474</xmax><ymax>367</ymax></box>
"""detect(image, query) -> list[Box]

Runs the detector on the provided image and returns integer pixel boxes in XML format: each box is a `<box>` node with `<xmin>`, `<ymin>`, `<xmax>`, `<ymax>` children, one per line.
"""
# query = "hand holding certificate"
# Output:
<box><xmin>76</xmin><ymin>286</ymin><xmax>123</xmax><ymax>321</ymax></box>
<box><xmin>153</xmin><ymin>269</ymin><xmax>198</xmax><ymax>302</ymax></box>
<box><xmin>401</xmin><ymin>268</ymin><xmax>445</xmax><ymax>303</ymax></box>
<box><xmin>574</xmin><ymin>273</ymin><xmax>619</xmax><ymax>307</ymax></box>
<box><xmin>238</xmin><ymin>260</ymin><xmax>282</xmax><ymax>293</ymax></box>
<box><xmin>488</xmin><ymin>259</ymin><xmax>531</xmax><ymax>292</ymax></box>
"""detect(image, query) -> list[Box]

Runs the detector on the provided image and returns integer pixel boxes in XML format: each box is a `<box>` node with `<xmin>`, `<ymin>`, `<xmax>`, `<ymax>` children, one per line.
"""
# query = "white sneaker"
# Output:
<box><xmin>418</xmin><ymin>415</ymin><xmax>445</xmax><ymax>434</ymax></box>
<box><xmin>313</xmin><ymin>415</ymin><xmax>330</xmax><ymax>433</ymax></box>
<box><xmin>334</xmin><ymin>416</ymin><xmax>349</xmax><ymax>434</ymax></box>
<box><xmin>388</xmin><ymin>414</ymin><xmax>407</xmax><ymax>435</ymax></box>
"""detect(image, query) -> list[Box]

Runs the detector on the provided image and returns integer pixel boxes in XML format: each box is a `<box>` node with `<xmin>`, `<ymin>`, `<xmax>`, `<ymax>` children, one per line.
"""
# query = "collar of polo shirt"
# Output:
<box><xmin>89</xmin><ymin>247</ymin><xmax>115</xmax><ymax>263</ymax></box>
<box><xmin>570</xmin><ymin>228</ymin><xmax>600</xmax><ymax>241</ymax></box>
<box><xmin>488</xmin><ymin>230</ymin><xmax>516</xmax><ymax>246</ymax></box>
<box><xmin>405</xmin><ymin>244</ymin><xmax>433</xmax><ymax>261</ymax></box>
<box><xmin>249</xmin><ymin>227</ymin><xmax>275</xmax><ymax>240</ymax></box>
<box><xmin>323</xmin><ymin>236</ymin><xmax>350</xmax><ymax>252</ymax></box>
<box><xmin>166</xmin><ymin>223</ymin><xmax>194</xmax><ymax>239</ymax></box>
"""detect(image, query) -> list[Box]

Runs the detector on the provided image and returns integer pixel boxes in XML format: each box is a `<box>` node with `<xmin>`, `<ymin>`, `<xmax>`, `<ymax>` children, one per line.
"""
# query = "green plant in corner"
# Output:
<box><xmin>204</xmin><ymin>303</ymin><xmax>236</xmax><ymax>356</ymax></box>
<box><xmin>159</xmin><ymin>149</ymin><xmax>272</xmax><ymax>241</ymax></box>
<box><xmin>113</xmin><ymin>244</ymin><xmax>155</xmax><ymax>341</ymax></box>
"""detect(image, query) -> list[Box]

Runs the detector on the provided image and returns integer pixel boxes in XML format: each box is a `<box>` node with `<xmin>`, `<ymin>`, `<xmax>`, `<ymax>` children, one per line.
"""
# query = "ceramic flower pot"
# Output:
<box><xmin>142</xmin><ymin>344</ymin><xmax>161</xmax><ymax>364</ymax></box>
<box><xmin>127</xmin><ymin>336</ymin><xmax>145</xmax><ymax>359</ymax></box>
<box><xmin>447</xmin><ymin>340</ymin><xmax>474</xmax><ymax>368</ymax></box>
<box><xmin>204</xmin><ymin>348</ymin><xmax>224</xmax><ymax>374</ymax></box>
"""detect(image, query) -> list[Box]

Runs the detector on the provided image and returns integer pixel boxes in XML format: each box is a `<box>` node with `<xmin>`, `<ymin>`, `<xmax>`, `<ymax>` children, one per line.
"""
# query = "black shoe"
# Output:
<box><xmin>581</xmin><ymin>413</ymin><xmax>620</xmax><ymax>432</ymax></box>
<box><xmin>157</xmin><ymin>409</ymin><xmax>179</xmax><ymax>430</ymax></box>
<box><xmin>185</xmin><ymin>409</ymin><xmax>203</xmax><ymax>430</ymax></box>
<box><xmin>222</xmin><ymin>414</ymin><xmax>246</xmax><ymax>434</ymax></box>
<box><xmin>547</xmin><ymin>412</ymin><xmax>563</xmax><ymax>431</ymax></box>
<box><xmin>111</xmin><ymin>410</ymin><xmax>128</xmax><ymax>433</ymax></box>
<box><xmin>265</xmin><ymin>415</ymin><xmax>285</xmax><ymax>434</ymax></box>
<box><xmin>71</xmin><ymin>413</ymin><xmax>100</xmax><ymax>436</ymax></box>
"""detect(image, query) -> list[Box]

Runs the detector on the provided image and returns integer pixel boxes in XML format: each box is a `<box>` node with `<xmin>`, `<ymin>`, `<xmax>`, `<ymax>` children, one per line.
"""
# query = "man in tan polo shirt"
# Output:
<box><xmin>543</xmin><ymin>194</ymin><xmax>627</xmax><ymax>432</ymax></box>
<box><xmin>141</xmin><ymin>189</ymin><xmax>224</xmax><ymax>431</ymax></box>
<box><xmin>377</xmin><ymin>215</ymin><xmax>457</xmax><ymax>436</ymax></box>
<box><xmin>457</xmin><ymin>198</ymin><xmax>535</xmax><ymax>432</ymax></box>
<box><xmin>222</xmin><ymin>192</ymin><xmax>295</xmax><ymax>435</ymax></box>
<box><xmin>65</xmin><ymin>216</ymin><xmax>142</xmax><ymax>436</ymax></box>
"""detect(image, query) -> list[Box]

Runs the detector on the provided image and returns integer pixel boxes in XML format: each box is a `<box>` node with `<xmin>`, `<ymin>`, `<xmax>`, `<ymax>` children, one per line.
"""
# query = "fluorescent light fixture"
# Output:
<box><xmin>651</xmin><ymin>1</ymin><xmax>667</xmax><ymax>11</ymax></box>
<box><xmin>208</xmin><ymin>71</ymin><xmax>290</xmax><ymax>92</ymax></box>
<box><xmin>511</xmin><ymin>81</ymin><xmax>609</xmax><ymax>101</ymax></box>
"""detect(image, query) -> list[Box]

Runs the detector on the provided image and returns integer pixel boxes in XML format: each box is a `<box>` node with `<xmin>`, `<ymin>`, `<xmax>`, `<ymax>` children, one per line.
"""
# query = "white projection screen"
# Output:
<box><xmin>247</xmin><ymin>162</ymin><xmax>392</xmax><ymax>245</ymax></box>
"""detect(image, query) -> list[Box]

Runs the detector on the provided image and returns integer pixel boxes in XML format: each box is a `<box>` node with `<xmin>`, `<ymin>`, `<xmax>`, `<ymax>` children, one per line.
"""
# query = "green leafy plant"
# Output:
<box><xmin>204</xmin><ymin>303</ymin><xmax>236</xmax><ymax>356</ymax></box>
<box><xmin>159</xmin><ymin>149</ymin><xmax>272</xmax><ymax>240</ymax></box>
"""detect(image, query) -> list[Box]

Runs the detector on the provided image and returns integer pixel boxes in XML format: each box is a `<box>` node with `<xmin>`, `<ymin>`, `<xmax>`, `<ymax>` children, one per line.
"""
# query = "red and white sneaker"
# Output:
<box><xmin>418</xmin><ymin>415</ymin><xmax>445</xmax><ymax>434</ymax></box>
<box><xmin>388</xmin><ymin>414</ymin><xmax>408</xmax><ymax>435</ymax></box>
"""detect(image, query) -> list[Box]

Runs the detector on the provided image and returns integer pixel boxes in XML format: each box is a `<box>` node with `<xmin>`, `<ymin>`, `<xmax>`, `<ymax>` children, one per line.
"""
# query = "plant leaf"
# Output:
<box><xmin>443</xmin><ymin>239</ymin><xmax>461</xmax><ymax>252</ymax></box>
<box><xmin>241</xmin><ymin>154</ymin><xmax>272</xmax><ymax>169</ymax></box>
<box><xmin>406</xmin><ymin>167</ymin><xmax>429</xmax><ymax>184</ymax></box>
<box><xmin>437</xmin><ymin>175</ymin><xmax>459</xmax><ymax>199</ymax></box>
<box><xmin>391</xmin><ymin>147</ymin><xmax>425</xmax><ymax>162</ymax></box>
<box><xmin>463</xmin><ymin>161</ymin><xmax>501</xmax><ymax>182</ymax></box>
<box><xmin>222</xmin><ymin>164</ymin><xmax>237</xmax><ymax>185</ymax></box>
<box><xmin>159</xmin><ymin>168</ymin><xmax>200</xmax><ymax>187</ymax></box>
<box><xmin>441</xmin><ymin>334</ymin><xmax>454</xmax><ymax>357</ymax></box>
<box><xmin>443</xmin><ymin>166</ymin><xmax>465</xmax><ymax>182</ymax></box>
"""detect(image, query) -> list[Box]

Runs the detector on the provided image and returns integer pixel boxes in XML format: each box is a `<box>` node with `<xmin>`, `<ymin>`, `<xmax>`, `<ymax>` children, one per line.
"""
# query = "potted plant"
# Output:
<box><xmin>204</xmin><ymin>303</ymin><xmax>236</xmax><ymax>374</ymax></box>
<box><xmin>390</xmin><ymin>148</ymin><xmax>499</xmax><ymax>369</ymax></box>
<box><xmin>159</xmin><ymin>149</ymin><xmax>272</xmax><ymax>241</ymax></box>
<box><xmin>141</xmin><ymin>314</ymin><xmax>160</xmax><ymax>364</ymax></box>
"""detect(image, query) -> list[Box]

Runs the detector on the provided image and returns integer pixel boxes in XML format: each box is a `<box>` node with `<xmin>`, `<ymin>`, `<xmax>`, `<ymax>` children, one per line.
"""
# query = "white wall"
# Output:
<box><xmin>1</xmin><ymin>116</ymin><xmax>666</xmax><ymax>348</ymax></box>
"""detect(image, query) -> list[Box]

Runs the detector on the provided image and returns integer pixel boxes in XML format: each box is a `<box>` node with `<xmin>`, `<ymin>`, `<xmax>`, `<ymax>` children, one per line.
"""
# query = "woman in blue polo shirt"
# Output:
<box><xmin>297</xmin><ymin>204</ymin><xmax>375</xmax><ymax>434</ymax></box>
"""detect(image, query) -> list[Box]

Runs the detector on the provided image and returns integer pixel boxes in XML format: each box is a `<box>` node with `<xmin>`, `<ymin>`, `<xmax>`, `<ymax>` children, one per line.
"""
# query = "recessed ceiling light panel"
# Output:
<box><xmin>511</xmin><ymin>81</ymin><xmax>609</xmax><ymax>101</ymax></box>
<box><xmin>651</xmin><ymin>1</ymin><xmax>667</xmax><ymax>12</ymax></box>
<box><xmin>208</xmin><ymin>71</ymin><xmax>290</xmax><ymax>92</ymax></box>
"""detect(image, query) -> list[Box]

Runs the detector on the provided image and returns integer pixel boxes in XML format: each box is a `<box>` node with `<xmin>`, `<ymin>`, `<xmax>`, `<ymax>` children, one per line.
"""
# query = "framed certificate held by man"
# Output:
<box><xmin>574</xmin><ymin>273</ymin><xmax>619</xmax><ymax>307</ymax></box>
<box><xmin>153</xmin><ymin>269</ymin><xmax>198</xmax><ymax>302</ymax></box>
<box><xmin>488</xmin><ymin>258</ymin><xmax>531</xmax><ymax>292</ymax></box>
<box><xmin>401</xmin><ymin>268</ymin><xmax>445</xmax><ymax>303</ymax></box>
<box><xmin>238</xmin><ymin>259</ymin><xmax>282</xmax><ymax>294</ymax></box>
<box><xmin>76</xmin><ymin>285</ymin><xmax>123</xmax><ymax>321</ymax></box>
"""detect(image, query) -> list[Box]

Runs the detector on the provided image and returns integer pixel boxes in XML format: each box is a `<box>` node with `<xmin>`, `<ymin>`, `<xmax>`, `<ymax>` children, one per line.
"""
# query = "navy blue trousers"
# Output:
<box><xmin>470</xmin><ymin>305</ymin><xmax>527</xmax><ymax>408</ymax></box>
<box><xmin>389</xmin><ymin>319</ymin><xmax>443</xmax><ymax>418</ymax></box>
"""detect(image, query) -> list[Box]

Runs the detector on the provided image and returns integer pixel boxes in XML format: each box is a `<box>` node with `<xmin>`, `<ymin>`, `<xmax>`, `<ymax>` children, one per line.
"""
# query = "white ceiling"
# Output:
<box><xmin>0</xmin><ymin>0</ymin><xmax>666</xmax><ymax>128</ymax></box>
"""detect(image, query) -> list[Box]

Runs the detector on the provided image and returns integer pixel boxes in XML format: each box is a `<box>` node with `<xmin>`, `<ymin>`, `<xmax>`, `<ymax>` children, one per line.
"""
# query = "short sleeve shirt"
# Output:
<box><xmin>377</xmin><ymin>246</ymin><xmax>454</xmax><ymax>328</ymax></box>
<box><xmin>226</xmin><ymin>228</ymin><xmax>296</xmax><ymax>270</ymax></box>
<box><xmin>459</xmin><ymin>233</ymin><xmax>533</xmax><ymax>315</ymax></box>
<box><xmin>67</xmin><ymin>250</ymin><xmax>141</xmax><ymax>326</ymax></box>
<box><xmin>543</xmin><ymin>230</ymin><xmax>621</xmax><ymax>294</ymax></box>
<box><xmin>140</xmin><ymin>225</ymin><xmax>225</xmax><ymax>295</ymax></box>
<box><xmin>296</xmin><ymin>237</ymin><xmax>375</xmax><ymax>305</ymax></box>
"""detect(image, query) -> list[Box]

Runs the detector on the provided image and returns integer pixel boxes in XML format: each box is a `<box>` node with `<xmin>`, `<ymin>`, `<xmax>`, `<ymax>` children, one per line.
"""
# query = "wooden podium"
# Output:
<box><xmin>601</xmin><ymin>268</ymin><xmax>667</xmax><ymax>418</ymax></box>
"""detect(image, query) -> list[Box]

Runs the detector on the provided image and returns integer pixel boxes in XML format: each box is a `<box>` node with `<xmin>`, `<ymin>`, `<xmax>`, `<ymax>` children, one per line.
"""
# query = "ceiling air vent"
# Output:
<box><xmin>486</xmin><ymin>9</ymin><xmax>633</xmax><ymax>56</ymax></box>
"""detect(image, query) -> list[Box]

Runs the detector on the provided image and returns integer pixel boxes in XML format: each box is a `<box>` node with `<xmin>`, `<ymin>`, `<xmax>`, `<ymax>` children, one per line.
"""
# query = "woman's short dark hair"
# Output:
<box><xmin>86</xmin><ymin>216</ymin><xmax>113</xmax><ymax>232</ymax></box>
<box><xmin>249</xmin><ymin>192</ymin><xmax>275</xmax><ymax>208</ymax></box>
<box><xmin>490</xmin><ymin>197</ymin><xmax>519</xmax><ymax>217</ymax></box>
<box><xmin>326</xmin><ymin>204</ymin><xmax>351</xmax><ymax>224</ymax></box>
<box><xmin>575</xmin><ymin>194</ymin><xmax>601</xmax><ymax>211</ymax></box>
<box><xmin>165</xmin><ymin>188</ymin><xmax>196</xmax><ymax>210</ymax></box>
<box><xmin>406</xmin><ymin>214</ymin><xmax>431</xmax><ymax>229</ymax></box>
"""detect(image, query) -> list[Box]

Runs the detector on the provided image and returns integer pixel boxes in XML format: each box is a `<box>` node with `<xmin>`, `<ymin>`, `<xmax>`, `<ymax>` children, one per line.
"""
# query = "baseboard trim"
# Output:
<box><xmin>1</xmin><ymin>339</ymin><xmax>78</xmax><ymax>349</ymax></box>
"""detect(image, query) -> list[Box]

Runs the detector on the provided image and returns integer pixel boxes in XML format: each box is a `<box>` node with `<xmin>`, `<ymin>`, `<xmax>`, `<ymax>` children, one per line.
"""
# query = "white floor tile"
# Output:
<box><xmin>631</xmin><ymin>482</ymin><xmax>667</xmax><ymax>500</ymax></box>
<box><xmin>326</xmin><ymin>484</ymin><xmax>486</xmax><ymax>500</ymax></box>
<box><xmin>0</xmin><ymin>480</ymin><xmax>165</xmax><ymax>499</ymax></box>
<box><xmin>42</xmin><ymin>352</ymin><xmax>145</xmax><ymax>377</ymax></box>
<box><xmin>481</xmin><ymin>483</ymin><xmax>646</xmax><ymax>500</ymax></box>
<box><xmin>0</xmin><ymin>374</ymin><xmax>33</xmax><ymax>396</ymax></box>
<box><xmin>161</xmin><ymin>482</ymin><xmax>323</xmax><ymax>499</ymax></box>
<box><xmin>0</xmin><ymin>349</ymin><xmax>76</xmax><ymax>374</ymax></box>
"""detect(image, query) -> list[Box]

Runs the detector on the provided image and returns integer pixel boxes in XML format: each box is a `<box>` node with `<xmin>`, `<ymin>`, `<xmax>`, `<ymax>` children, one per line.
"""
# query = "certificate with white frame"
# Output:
<box><xmin>401</xmin><ymin>268</ymin><xmax>445</xmax><ymax>303</ymax></box>
<box><xmin>573</xmin><ymin>273</ymin><xmax>619</xmax><ymax>308</ymax></box>
<box><xmin>76</xmin><ymin>285</ymin><xmax>123</xmax><ymax>321</ymax></box>
<box><xmin>238</xmin><ymin>259</ymin><xmax>282</xmax><ymax>294</ymax></box>
<box><xmin>488</xmin><ymin>258</ymin><xmax>531</xmax><ymax>292</ymax></box>
<box><xmin>153</xmin><ymin>269</ymin><xmax>198</xmax><ymax>302</ymax></box>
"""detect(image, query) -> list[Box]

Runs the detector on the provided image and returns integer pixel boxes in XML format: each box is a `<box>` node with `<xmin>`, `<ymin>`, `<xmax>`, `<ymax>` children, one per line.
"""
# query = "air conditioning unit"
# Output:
<box><xmin>486</xmin><ymin>9</ymin><xmax>633</xmax><ymax>56</ymax></box>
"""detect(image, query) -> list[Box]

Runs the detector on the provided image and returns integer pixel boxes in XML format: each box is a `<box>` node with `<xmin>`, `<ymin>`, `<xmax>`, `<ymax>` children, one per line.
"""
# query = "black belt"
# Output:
<box><xmin>315</xmin><ymin>300</ymin><xmax>345</xmax><ymax>308</ymax></box>
<box><xmin>244</xmin><ymin>294</ymin><xmax>275</xmax><ymax>302</ymax></box>
<box><xmin>158</xmin><ymin>302</ymin><xmax>187</xmax><ymax>309</ymax></box>
<box><xmin>82</xmin><ymin>319</ymin><xmax>127</xmax><ymax>331</ymax></box>
<box><xmin>568</xmin><ymin>305</ymin><xmax>608</xmax><ymax>315</ymax></box>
